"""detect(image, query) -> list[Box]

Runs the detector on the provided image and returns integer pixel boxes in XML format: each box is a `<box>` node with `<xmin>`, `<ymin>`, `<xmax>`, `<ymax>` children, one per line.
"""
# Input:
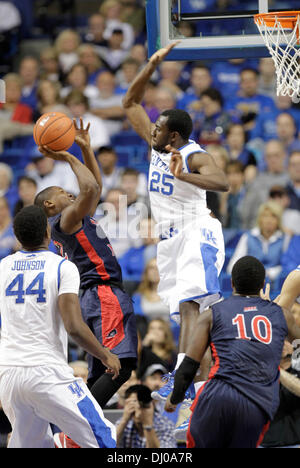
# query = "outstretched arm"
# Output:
<box><xmin>167</xmin><ymin>144</ymin><xmax>229</xmax><ymax>193</ymax></box>
<box><xmin>74</xmin><ymin>117</ymin><xmax>102</xmax><ymax>215</ymax></box>
<box><xmin>123</xmin><ymin>42</ymin><xmax>180</xmax><ymax>145</ymax></box>
<box><xmin>39</xmin><ymin>145</ymin><xmax>100</xmax><ymax>234</ymax></box>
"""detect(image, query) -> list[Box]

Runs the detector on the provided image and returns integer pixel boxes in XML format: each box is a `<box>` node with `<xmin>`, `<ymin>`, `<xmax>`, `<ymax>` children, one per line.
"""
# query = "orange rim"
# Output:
<box><xmin>254</xmin><ymin>11</ymin><xmax>300</xmax><ymax>29</ymax></box>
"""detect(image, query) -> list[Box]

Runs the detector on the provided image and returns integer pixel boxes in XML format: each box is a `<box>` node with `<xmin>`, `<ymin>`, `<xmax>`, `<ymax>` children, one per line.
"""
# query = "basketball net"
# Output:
<box><xmin>254</xmin><ymin>12</ymin><xmax>300</xmax><ymax>98</ymax></box>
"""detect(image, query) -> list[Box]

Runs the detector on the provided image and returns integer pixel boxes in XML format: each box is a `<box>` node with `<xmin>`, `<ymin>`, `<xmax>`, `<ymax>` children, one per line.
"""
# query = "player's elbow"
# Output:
<box><xmin>122</xmin><ymin>94</ymin><xmax>134</xmax><ymax>109</ymax></box>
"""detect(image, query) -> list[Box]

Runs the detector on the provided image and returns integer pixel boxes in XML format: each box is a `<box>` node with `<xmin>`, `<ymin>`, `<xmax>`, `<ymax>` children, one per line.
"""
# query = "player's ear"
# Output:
<box><xmin>44</xmin><ymin>199</ymin><xmax>54</xmax><ymax>210</ymax></box>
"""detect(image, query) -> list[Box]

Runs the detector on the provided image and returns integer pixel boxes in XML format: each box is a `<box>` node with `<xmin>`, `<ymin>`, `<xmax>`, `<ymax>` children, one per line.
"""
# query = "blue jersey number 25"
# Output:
<box><xmin>5</xmin><ymin>273</ymin><xmax>46</xmax><ymax>304</ymax></box>
<box><xmin>149</xmin><ymin>171</ymin><xmax>174</xmax><ymax>196</ymax></box>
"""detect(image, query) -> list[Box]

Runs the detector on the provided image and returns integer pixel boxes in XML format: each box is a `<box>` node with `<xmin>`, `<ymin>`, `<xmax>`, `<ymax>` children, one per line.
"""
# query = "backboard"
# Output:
<box><xmin>146</xmin><ymin>0</ymin><xmax>299</xmax><ymax>60</ymax></box>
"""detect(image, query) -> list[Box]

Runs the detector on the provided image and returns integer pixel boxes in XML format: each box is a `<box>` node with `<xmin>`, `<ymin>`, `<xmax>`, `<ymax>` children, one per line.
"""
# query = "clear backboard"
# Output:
<box><xmin>146</xmin><ymin>0</ymin><xmax>299</xmax><ymax>60</ymax></box>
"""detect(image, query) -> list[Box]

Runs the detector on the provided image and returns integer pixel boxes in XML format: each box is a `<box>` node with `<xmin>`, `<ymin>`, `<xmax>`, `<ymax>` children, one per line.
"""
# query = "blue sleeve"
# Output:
<box><xmin>131</xmin><ymin>293</ymin><xmax>144</xmax><ymax>316</ymax></box>
<box><xmin>281</xmin><ymin>235</ymin><xmax>300</xmax><ymax>274</ymax></box>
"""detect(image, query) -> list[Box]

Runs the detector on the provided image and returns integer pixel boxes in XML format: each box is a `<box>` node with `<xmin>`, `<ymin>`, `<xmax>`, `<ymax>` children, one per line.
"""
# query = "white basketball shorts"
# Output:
<box><xmin>156</xmin><ymin>215</ymin><xmax>225</xmax><ymax>323</ymax></box>
<box><xmin>0</xmin><ymin>365</ymin><xmax>116</xmax><ymax>448</ymax></box>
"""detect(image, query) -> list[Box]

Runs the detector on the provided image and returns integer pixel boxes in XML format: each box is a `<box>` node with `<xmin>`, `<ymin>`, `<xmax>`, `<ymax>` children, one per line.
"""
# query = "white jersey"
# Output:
<box><xmin>0</xmin><ymin>250</ymin><xmax>80</xmax><ymax>367</ymax></box>
<box><xmin>148</xmin><ymin>140</ymin><xmax>210</xmax><ymax>236</ymax></box>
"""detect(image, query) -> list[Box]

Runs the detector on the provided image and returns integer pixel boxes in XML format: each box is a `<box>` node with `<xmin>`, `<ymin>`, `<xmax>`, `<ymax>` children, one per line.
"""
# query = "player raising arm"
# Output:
<box><xmin>123</xmin><ymin>43</ymin><xmax>228</xmax><ymax>438</ymax></box>
<box><xmin>34</xmin><ymin>119</ymin><xmax>138</xmax><ymax>448</ymax></box>
<box><xmin>164</xmin><ymin>256</ymin><xmax>300</xmax><ymax>448</ymax></box>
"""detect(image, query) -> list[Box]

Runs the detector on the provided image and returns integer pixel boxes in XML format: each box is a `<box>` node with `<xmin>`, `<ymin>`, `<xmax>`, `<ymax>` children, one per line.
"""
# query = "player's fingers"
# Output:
<box><xmin>86</xmin><ymin>122</ymin><xmax>91</xmax><ymax>132</ymax></box>
<box><xmin>80</xmin><ymin>116</ymin><xmax>84</xmax><ymax>130</ymax></box>
<box><xmin>166</xmin><ymin>40</ymin><xmax>181</xmax><ymax>51</ymax></box>
<box><xmin>165</xmin><ymin>144</ymin><xmax>180</xmax><ymax>155</ymax></box>
<box><xmin>73</xmin><ymin>118</ymin><xmax>78</xmax><ymax>130</ymax></box>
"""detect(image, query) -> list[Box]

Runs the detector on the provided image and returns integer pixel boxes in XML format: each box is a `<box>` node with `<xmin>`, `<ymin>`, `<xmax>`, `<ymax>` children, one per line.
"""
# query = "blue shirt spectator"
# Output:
<box><xmin>224</xmin><ymin>68</ymin><xmax>276</xmax><ymax>127</ymax></box>
<box><xmin>285</xmin><ymin>151</ymin><xmax>300</xmax><ymax>211</ymax></box>
<box><xmin>0</xmin><ymin>197</ymin><xmax>16</xmax><ymax>260</ymax></box>
<box><xmin>281</xmin><ymin>235</ymin><xmax>300</xmax><ymax>274</ymax></box>
<box><xmin>227</xmin><ymin>201</ymin><xmax>290</xmax><ymax>286</ymax></box>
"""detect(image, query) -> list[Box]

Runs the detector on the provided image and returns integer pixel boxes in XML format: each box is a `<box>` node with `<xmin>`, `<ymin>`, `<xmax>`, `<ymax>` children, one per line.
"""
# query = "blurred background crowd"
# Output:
<box><xmin>1</xmin><ymin>0</ymin><xmax>300</xmax><ymax>445</ymax></box>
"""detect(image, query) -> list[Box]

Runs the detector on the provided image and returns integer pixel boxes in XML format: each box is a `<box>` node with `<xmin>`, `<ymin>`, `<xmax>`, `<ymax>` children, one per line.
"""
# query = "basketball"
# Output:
<box><xmin>33</xmin><ymin>112</ymin><xmax>76</xmax><ymax>151</ymax></box>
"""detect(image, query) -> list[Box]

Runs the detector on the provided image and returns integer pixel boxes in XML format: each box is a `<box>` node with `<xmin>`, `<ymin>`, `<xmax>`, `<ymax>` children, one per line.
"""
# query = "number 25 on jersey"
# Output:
<box><xmin>5</xmin><ymin>273</ymin><xmax>46</xmax><ymax>304</ymax></box>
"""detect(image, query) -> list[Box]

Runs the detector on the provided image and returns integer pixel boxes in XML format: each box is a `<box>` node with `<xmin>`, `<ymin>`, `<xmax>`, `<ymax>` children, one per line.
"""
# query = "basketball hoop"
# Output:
<box><xmin>254</xmin><ymin>11</ymin><xmax>300</xmax><ymax>98</ymax></box>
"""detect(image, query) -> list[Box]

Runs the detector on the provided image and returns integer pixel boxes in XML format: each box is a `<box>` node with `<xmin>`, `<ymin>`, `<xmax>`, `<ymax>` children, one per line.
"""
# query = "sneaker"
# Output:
<box><xmin>54</xmin><ymin>432</ymin><xmax>80</xmax><ymax>448</ymax></box>
<box><xmin>174</xmin><ymin>417</ymin><xmax>190</xmax><ymax>442</ymax></box>
<box><xmin>151</xmin><ymin>371</ymin><xmax>196</xmax><ymax>405</ymax></box>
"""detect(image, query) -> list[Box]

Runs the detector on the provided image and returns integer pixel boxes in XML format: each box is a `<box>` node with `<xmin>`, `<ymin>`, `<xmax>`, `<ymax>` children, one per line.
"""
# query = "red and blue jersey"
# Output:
<box><xmin>49</xmin><ymin>214</ymin><xmax>123</xmax><ymax>289</ymax></box>
<box><xmin>209</xmin><ymin>295</ymin><xmax>288</xmax><ymax>419</ymax></box>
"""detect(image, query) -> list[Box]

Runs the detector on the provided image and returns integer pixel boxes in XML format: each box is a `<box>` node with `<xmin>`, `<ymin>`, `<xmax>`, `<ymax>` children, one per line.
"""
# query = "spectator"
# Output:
<box><xmin>140</xmin><ymin>364</ymin><xmax>167</xmax><ymax>399</ymax></box>
<box><xmin>35</xmin><ymin>79</ymin><xmax>70</xmax><ymax>120</ymax></box>
<box><xmin>261</xmin><ymin>342</ymin><xmax>300</xmax><ymax>448</ymax></box>
<box><xmin>100</xmin><ymin>0</ymin><xmax>135</xmax><ymax>51</ymax></box>
<box><xmin>132</xmin><ymin>258</ymin><xmax>170</xmax><ymax>322</ymax></box>
<box><xmin>276</xmin><ymin>112</ymin><xmax>299</xmax><ymax>155</ymax></box>
<box><xmin>97</xmin><ymin>187</ymin><xmax>138</xmax><ymax>258</ymax></box>
<box><xmin>141</xmin><ymin>80</ymin><xmax>160</xmax><ymax>123</ymax></box>
<box><xmin>116</xmin><ymin>384</ymin><xmax>177</xmax><ymax>448</ymax></box>
<box><xmin>83</xmin><ymin>13</ymin><xmax>108</xmax><ymax>47</ymax></box>
<box><xmin>225</xmin><ymin>68</ymin><xmax>275</xmax><ymax>130</ymax></box>
<box><xmin>249</xmin><ymin>95</ymin><xmax>300</xmax><ymax>146</ymax></box>
<box><xmin>39</xmin><ymin>47</ymin><xmax>60</xmax><ymax>83</ymax></box>
<box><xmin>119</xmin><ymin>0</ymin><xmax>145</xmax><ymax>37</ymax></box>
<box><xmin>115</xmin><ymin>58</ymin><xmax>141</xmax><ymax>95</ymax></box>
<box><xmin>120</xmin><ymin>167</ymin><xmax>148</xmax><ymax>211</ymax></box>
<box><xmin>141</xmin><ymin>318</ymin><xmax>177</xmax><ymax>373</ymax></box>
<box><xmin>64</xmin><ymin>90</ymin><xmax>110</xmax><ymax>151</ymax></box>
<box><xmin>128</xmin><ymin>43</ymin><xmax>147</xmax><ymax>68</ymax></box>
<box><xmin>194</xmin><ymin>88</ymin><xmax>232</xmax><ymax>146</ymax></box>
<box><xmin>0</xmin><ymin>73</ymin><xmax>32</xmax><ymax>123</ymax></box>
<box><xmin>77</xmin><ymin>43</ymin><xmax>104</xmax><ymax>85</ymax></box>
<box><xmin>268</xmin><ymin>185</ymin><xmax>300</xmax><ymax>236</ymax></box>
<box><xmin>0</xmin><ymin>196</ymin><xmax>16</xmax><ymax>260</ymax></box>
<box><xmin>13</xmin><ymin>176</ymin><xmax>37</xmax><ymax>216</ymax></box>
<box><xmin>153</xmin><ymin>86</ymin><xmax>176</xmax><ymax>114</ymax></box>
<box><xmin>211</xmin><ymin>58</ymin><xmax>249</xmax><ymax>101</ymax></box>
<box><xmin>0</xmin><ymin>163</ymin><xmax>18</xmax><ymax>213</ymax></box>
<box><xmin>54</xmin><ymin>29</ymin><xmax>81</xmax><ymax>74</ymax></box>
<box><xmin>177</xmin><ymin>64</ymin><xmax>212</xmax><ymax>113</ymax></box>
<box><xmin>25</xmin><ymin>152</ymin><xmax>79</xmax><ymax>196</ymax></box>
<box><xmin>240</xmin><ymin>140</ymin><xmax>290</xmax><ymax>229</ymax></box>
<box><xmin>225</xmin><ymin>123</ymin><xmax>257</xmax><ymax>172</ymax></box>
<box><xmin>60</xmin><ymin>63</ymin><xmax>99</xmax><ymax>100</ymax></box>
<box><xmin>227</xmin><ymin>200</ymin><xmax>290</xmax><ymax>286</ymax></box>
<box><xmin>97</xmin><ymin>28</ymin><xmax>128</xmax><ymax>73</ymax></box>
<box><xmin>19</xmin><ymin>56</ymin><xmax>39</xmax><ymax>112</ymax></box>
<box><xmin>285</xmin><ymin>151</ymin><xmax>300</xmax><ymax>212</ymax></box>
<box><xmin>96</xmin><ymin>146</ymin><xmax>123</xmax><ymax>201</ymax></box>
<box><xmin>220</xmin><ymin>160</ymin><xmax>246</xmax><ymax>229</ymax></box>
<box><xmin>90</xmin><ymin>71</ymin><xmax>125</xmax><ymax>137</ymax></box>
<box><xmin>158</xmin><ymin>61</ymin><xmax>185</xmax><ymax>99</ymax></box>
<box><xmin>281</xmin><ymin>234</ymin><xmax>300</xmax><ymax>275</ymax></box>
<box><xmin>119</xmin><ymin>217</ymin><xmax>158</xmax><ymax>283</ymax></box>
<box><xmin>258</xmin><ymin>57</ymin><xmax>276</xmax><ymax>99</ymax></box>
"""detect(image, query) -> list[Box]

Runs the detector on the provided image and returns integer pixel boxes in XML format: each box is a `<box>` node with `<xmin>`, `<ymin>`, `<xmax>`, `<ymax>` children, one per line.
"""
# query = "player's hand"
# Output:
<box><xmin>38</xmin><ymin>145</ymin><xmax>72</xmax><ymax>162</ymax></box>
<box><xmin>101</xmin><ymin>348</ymin><xmax>121</xmax><ymax>380</ymax></box>
<box><xmin>74</xmin><ymin>117</ymin><xmax>91</xmax><ymax>148</ymax></box>
<box><xmin>166</xmin><ymin>144</ymin><xmax>184</xmax><ymax>179</ymax></box>
<box><xmin>149</xmin><ymin>41</ymin><xmax>181</xmax><ymax>67</ymax></box>
<box><xmin>260</xmin><ymin>283</ymin><xmax>271</xmax><ymax>301</ymax></box>
<box><xmin>164</xmin><ymin>393</ymin><xmax>177</xmax><ymax>413</ymax></box>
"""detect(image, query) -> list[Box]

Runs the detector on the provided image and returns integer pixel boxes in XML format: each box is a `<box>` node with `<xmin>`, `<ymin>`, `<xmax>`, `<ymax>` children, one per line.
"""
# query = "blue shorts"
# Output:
<box><xmin>187</xmin><ymin>378</ymin><xmax>270</xmax><ymax>448</ymax></box>
<box><xmin>80</xmin><ymin>285</ymin><xmax>138</xmax><ymax>380</ymax></box>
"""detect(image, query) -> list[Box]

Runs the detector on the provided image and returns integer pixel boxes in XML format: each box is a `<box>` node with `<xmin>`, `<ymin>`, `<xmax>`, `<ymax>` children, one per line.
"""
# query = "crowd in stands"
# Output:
<box><xmin>1</xmin><ymin>0</ymin><xmax>300</xmax><ymax>447</ymax></box>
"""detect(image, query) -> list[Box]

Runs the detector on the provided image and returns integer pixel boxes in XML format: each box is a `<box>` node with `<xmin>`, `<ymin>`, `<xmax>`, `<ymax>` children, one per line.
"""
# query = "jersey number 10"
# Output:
<box><xmin>5</xmin><ymin>273</ymin><xmax>46</xmax><ymax>304</ymax></box>
<box><xmin>232</xmin><ymin>313</ymin><xmax>272</xmax><ymax>344</ymax></box>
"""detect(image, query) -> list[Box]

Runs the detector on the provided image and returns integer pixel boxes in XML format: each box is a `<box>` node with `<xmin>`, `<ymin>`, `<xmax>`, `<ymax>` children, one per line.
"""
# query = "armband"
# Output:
<box><xmin>170</xmin><ymin>356</ymin><xmax>200</xmax><ymax>405</ymax></box>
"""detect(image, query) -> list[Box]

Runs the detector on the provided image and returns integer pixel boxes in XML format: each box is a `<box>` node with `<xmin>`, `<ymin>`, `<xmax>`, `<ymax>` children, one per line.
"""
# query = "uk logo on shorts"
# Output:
<box><xmin>68</xmin><ymin>382</ymin><xmax>85</xmax><ymax>399</ymax></box>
